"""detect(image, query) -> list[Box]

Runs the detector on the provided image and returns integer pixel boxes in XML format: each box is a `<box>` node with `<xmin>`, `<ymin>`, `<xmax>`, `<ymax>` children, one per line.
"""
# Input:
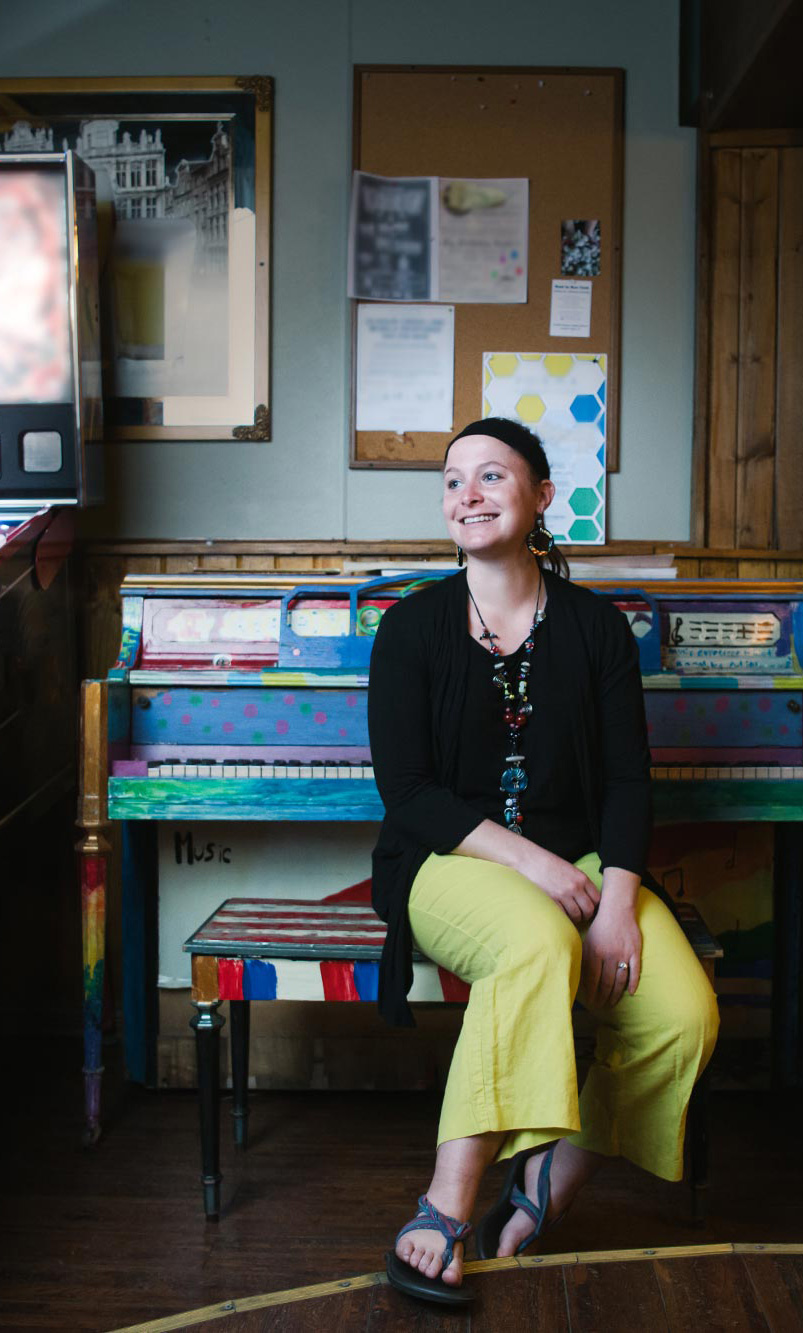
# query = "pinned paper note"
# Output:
<box><xmin>549</xmin><ymin>279</ymin><xmax>592</xmax><ymax>337</ymax></box>
<box><xmin>356</xmin><ymin>304</ymin><xmax>454</xmax><ymax>432</ymax></box>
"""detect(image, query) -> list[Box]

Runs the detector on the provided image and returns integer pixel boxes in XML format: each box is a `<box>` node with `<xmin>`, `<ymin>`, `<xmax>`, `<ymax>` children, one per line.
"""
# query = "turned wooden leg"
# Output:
<box><xmin>77</xmin><ymin>679</ymin><xmax>111</xmax><ymax>1148</ymax></box>
<box><xmin>230</xmin><ymin>999</ymin><xmax>251</xmax><ymax>1150</ymax></box>
<box><xmin>79</xmin><ymin>840</ymin><xmax>110</xmax><ymax>1146</ymax></box>
<box><xmin>190</xmin><ymin>999</ymin><xmax>225</xmax><ymax>1220</ymax></box>
<box><xmin>687</xmin><ymin>1066</ymin><xmax>711</xmax><ymax>1225</ymax></box>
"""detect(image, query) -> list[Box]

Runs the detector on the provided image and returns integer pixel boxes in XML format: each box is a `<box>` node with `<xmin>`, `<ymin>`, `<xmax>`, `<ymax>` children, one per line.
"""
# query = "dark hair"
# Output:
<box><xmin>445</xmin><ymin>417</ymin><xmax>570</xmax><ymax>578</ymax></box>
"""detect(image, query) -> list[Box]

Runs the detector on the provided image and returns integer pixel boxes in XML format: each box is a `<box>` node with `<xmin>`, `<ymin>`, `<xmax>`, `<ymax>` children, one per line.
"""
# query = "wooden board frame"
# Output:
<box><xmin>350</xmin><ymin>65</ymin><xmax>624</xmax><ymax>471</ymax></box>
<box><xmin>0</xmin><ymin>76</ymin><xmax>273</xmax><ymax>442</ymax></box>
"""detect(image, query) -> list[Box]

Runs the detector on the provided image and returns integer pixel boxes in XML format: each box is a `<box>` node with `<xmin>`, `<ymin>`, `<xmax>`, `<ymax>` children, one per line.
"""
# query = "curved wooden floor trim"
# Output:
<box><xmin>109</xmin><ymin>1242</ymin><xmax>803</xmax><ymax>1332</ymax></box>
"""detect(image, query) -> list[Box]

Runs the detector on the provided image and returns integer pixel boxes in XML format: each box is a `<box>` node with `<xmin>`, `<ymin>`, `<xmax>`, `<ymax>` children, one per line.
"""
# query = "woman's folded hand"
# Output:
<box><xmin>520</xmin><ymin>844</ymin><xmax>600</xmax><ymax>925</ymax></box>
<box><xmin>581</xmin><ymin>895</ymin><xmax>642</xmax><ymax>1005</ymax></box>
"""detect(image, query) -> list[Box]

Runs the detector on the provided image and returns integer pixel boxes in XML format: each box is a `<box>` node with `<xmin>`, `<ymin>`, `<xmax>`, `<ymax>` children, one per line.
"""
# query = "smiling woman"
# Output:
<box><xmin>366</xmin><ymin>416</ymin><xmax>720</xmax><ymax>1308</ymax></box>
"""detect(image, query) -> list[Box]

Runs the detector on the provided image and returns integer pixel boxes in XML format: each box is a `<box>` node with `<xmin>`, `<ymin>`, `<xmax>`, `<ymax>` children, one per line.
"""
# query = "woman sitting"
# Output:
<box><xmin>367</xmin><ymin>417</ymin><xmax>719</xmax><ymax>1306</ymax></box>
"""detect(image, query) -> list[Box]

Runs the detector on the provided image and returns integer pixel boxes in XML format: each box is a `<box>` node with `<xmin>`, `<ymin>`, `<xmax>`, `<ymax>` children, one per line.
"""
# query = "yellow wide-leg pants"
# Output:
<box><xmin>409</xmin><ymin>851</ymin><xmax>719</xmax><ymax>1181</ymax></box>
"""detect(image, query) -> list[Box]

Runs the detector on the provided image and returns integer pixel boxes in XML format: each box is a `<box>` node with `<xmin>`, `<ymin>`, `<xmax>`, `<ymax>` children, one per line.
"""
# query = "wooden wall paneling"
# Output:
<box><xmin>700</xmin><ymin>558</ymin><xmax>736</xmax><ymax>578</ymax></box>
<box><xmin>673</xmin><ymin>558</ymin><xmax>702</xmax><ymax>577</ymax></box>
<box><xmin>707</xmin><ymin>150</ymin><xmax>743</xmax><ymax>545</ymax></box>
<box><xmin>735</xmin><ymin>148</ymin><xmax>779</xmax><ymax>547</ymax></box>
<box><xmin>737</xmin><ymin>559</ymin><xmax>776</xmax><ymax>578</ymax></box>
<box><xmin>198</xmin><ymin>554</ymin><xmax>239</xmax><ymax>571</ymax></box>
<box><xmin>776</xmin><ymin>147</ymin><xmax>803</xmax><ymax>549</ymax></box>
<box><xmin>690</xmin><ymin>133</ymin><xmax>713</xmax><ymax>546</ymax></box>
<box><xmin>242</xmin><ymin>556</ymin><xmax>277</xmax><ymax>570</ymax></box>
<box><xmin>162</xmin><ymin>555</ymin><xmax>200</xmax><ymax>574</ymax></box>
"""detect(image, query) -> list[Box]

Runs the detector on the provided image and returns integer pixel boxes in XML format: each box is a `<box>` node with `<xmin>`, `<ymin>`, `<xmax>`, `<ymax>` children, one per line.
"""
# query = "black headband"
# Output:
<box><xmin>446</xmin><ymin>417</ymin><xmax>550</xmax><ymax>479</ymax></box>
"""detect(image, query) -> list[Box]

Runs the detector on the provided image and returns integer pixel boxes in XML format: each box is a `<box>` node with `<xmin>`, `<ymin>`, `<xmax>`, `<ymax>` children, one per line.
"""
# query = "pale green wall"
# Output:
<box><xmin>4</xmin><ymin>0</ymin><xmax>695</xmax><ymax>541</ymax></box>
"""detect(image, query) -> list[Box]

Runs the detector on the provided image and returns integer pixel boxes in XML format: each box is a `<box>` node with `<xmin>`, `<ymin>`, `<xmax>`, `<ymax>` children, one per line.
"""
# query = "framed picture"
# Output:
<box><xmin>0</xmin><ymin>76</ymin><xmax>273</xmax><ymax>441</ymax></box>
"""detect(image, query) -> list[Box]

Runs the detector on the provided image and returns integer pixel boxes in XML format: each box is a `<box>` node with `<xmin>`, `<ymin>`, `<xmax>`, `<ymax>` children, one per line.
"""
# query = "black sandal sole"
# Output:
<box><xmin>385</xmin><ymin>1251</ymin><xmax>475</xmax><ymax>1307</ymax></box>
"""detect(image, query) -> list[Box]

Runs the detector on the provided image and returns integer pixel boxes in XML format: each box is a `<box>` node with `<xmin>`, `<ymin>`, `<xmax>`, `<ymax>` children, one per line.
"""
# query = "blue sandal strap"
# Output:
<box><xmin>509</xmin><ymin>1145</ymin><xmax>555</xmax><ymax>1255</ymax></box>
<box><xmin>395</xmin><ymin>1195</ymin><xmax>473</xmax><ymax>1271</ymax></box>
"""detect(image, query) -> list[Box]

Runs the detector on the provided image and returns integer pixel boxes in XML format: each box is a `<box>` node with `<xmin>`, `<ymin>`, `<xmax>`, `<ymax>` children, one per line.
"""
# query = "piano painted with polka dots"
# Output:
<box><xmin>77</xmin><ymin>572</ymin><xmax>803</xmax><ymax>1141</ymax></box>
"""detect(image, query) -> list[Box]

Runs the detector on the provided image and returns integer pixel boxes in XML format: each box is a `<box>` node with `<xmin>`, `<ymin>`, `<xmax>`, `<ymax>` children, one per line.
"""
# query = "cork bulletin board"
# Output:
<box><xmin>351</xmin><ymin>66</ymin><xmax>624</xmax><ymax>470</ymax></box>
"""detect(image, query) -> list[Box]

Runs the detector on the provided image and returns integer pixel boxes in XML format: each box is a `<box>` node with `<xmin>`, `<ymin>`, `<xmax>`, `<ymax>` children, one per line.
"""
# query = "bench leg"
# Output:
<box><xmin>190</xmin><ymin>1000</ymin><xmax>225</xmax><ymax>1220</ymax></box>
<box><xmin>687</xmin><ymin>1065</ymin><xmax>711</xmax><ymax>1225</ymax></box>
<box><xmin>230</xmin><ymin>999</ymin><xmax>251</xmax><ymax>1150</ymax></box>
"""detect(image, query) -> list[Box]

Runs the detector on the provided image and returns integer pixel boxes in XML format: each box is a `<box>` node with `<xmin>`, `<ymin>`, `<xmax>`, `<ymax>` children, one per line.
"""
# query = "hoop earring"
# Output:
<box><xmin>526</xmin><ymin>517</ymin><xmax>554</xmax><ymax>558</ymax></box>
<box><xmin>456</xmin><ymin>545</ymin><xmax>465</xmax><ymax>567</ymax></box>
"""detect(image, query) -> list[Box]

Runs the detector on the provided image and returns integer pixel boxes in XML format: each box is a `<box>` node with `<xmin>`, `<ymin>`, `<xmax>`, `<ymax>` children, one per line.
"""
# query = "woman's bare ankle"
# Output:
<box><xmin>426</xmin><ymin>1130</ymin><xmax>503</xmax><ymax>1221</ymax></box>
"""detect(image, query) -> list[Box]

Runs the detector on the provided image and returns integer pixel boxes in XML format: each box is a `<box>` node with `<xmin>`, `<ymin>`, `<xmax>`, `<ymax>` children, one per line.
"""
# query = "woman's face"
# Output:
<box><xmin>442</xmin><ymin>435</ymin><xmax>554</xmax><ymax>560</ymax></box>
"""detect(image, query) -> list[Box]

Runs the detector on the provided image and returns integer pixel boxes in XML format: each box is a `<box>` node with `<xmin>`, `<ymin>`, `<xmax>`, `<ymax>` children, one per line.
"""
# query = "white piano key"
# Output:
<box><xmin>743</xmin><ymin>767</ymin><xmax>756</xmax><ymax>779</ymax></box>
<box><xmin>235</xmin><ymin>764</ymin><xmax>249</xmax><ymax>778</ymax></box>
<box><xmin>287</xmin><ymin>765</ymin><xmax>301</xmax><ymax>779</ymax></box>
<box><xmin>274</xmin><ymin>766</ymin><xmax>288</xmax><ymax>779</ymax></box>
<box><xmin>248</xmin><ymin>765</ymin><xmax>261</xmax><ymax>778</ymax></box>
<box><xmin>365</xmin><ymin>765</ymin><xmax>375</xmax><ymax>781</ymax></box>
<box><xmin>299</xmin><ymin>765</ymin><xmax>313</xmax><ymax>779</ymax></box>
<box><xmin>757</xmin><ymin>767</ymin><xmax>770</xmax><ymax>779</ymax></box>
<box><xmin>782</xmin><ymin>767</ymin><xmax>794</xmax><ymax>780</ymax></box>
<box><xmin>680</xmin><ymin>768</ymin><xmax>694</xmax><ymax>780</ymax></box>
<box><xmin>147</xmin><ymin>764</ymin><xmax>160</xmax><ymax>779</ymax></box>
<box><xmin>184</xmin><ymin>765</ymin><xmax>198</xmax><ymax>778</ymax></box>
<box><xmin>311</xmin><ymin>767</ymin><xmax>327</xmax><ymax>779</ymax></box>
<box><xmin>199</xmin><ymin>764</ymin><xmax>212</xmax><ymax>778</ymax></box>
<box><xmin>259</xmin><ymin>764</ymin><xmax>275</xmax><ymax>778</ymax></box>
<box><xmin>159</xmin><ymin>763</ymin><xmax>174</xmax><ymax>777</ymax></box>
<box><xmin>324</xmin><ymin>765</ymin><xmax>338</xmax><ymax>778</ymax></box>
<box><xmin>337</xmin><ymin>764</ymin><xmax>352</xmax><ymax>778</ymax></box>
<box><xmin>717</xmin><ymin>767</ymin><xmax>729</xmax><ymax>779</ymax></box>
<box><xmin>795</xmin><ymin>767</ymin><xmax>803</xmax><ymax>780</ymax></box>
<box><xmin>222</xmin><ymin>765</ymin><xmax>237</xmax><ymax>778</ymax></box>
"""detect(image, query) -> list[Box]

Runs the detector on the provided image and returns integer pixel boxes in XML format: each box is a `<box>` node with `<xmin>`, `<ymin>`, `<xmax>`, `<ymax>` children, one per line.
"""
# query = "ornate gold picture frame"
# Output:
<box><xmin>0</xmin><ymin>76</ymin><xmax>273</xmax><ymax>441</ymax></box>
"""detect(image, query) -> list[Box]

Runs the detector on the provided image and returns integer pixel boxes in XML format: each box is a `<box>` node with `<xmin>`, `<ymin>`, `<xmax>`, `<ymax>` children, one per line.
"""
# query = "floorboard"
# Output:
<box><xmin>2</xmin><ymin>1036</ymin><xmax>802</xmax><ymax>1331</ymax></box>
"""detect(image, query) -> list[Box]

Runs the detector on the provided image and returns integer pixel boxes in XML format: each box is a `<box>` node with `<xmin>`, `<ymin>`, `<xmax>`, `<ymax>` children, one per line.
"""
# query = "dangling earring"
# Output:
<box><xmin>526</xmin><ymin>515</ymin><xmax>554</xmax><ymax>558</ymax></box>
<box><xmin>456</xmin><ymin>545</ymin><xmax>465</xmax><ymax>567</ymax></box>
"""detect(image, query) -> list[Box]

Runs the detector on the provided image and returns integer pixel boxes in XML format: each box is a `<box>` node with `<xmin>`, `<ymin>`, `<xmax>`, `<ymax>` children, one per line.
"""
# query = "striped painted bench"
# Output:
<box><xmin>185</xmin><ymin>895</ymin><xmax>721</xmax><ymax>1220</ymax></box>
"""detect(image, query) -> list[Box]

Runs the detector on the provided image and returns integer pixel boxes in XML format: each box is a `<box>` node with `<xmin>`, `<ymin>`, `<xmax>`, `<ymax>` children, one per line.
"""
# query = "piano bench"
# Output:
<box><xmin>184</xmin><ymin>896</ymin><xmax>721</xmax><ymax>1222</ymax></box>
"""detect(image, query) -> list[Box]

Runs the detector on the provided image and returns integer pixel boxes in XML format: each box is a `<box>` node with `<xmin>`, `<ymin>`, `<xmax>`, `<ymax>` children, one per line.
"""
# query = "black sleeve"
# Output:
<box><xmin>595</xmin><ymin>601</ymin><xmax>653</xmax><ymax>876</ymax></box>
<box><xmin>368</xmin><ymin>602</ymin><xmax>484</xmax><ymax>852</ymax></box>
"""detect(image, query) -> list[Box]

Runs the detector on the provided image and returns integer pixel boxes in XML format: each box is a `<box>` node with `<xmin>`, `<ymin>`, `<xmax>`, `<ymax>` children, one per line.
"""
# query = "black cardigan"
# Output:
<box><xmin>367</xmin><ymin>569</ymin><xmax>652</xmax><ymax>1027</ymax></box>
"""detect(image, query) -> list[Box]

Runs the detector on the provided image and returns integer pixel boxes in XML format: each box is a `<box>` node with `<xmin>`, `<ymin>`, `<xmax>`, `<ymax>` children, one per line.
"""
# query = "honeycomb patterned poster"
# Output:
<box><xmin>482</xmin><ymin>352</ymin><xmax>606</xmax><ymax>545</ymax></box>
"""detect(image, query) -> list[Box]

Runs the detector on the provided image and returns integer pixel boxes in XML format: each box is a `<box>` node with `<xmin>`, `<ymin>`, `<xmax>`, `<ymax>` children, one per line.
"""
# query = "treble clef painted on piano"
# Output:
<box><xmin>77</xmin><ymin>572</ymin><xmax>803</xmax><ymax>1141</ymax></box>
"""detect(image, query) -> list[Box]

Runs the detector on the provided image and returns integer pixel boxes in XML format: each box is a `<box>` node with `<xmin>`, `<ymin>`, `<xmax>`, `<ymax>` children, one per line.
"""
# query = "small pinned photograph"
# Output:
<box><xmin>561</xmin><ymin>219</ymin><xmax>601</xmax><ymax>277</ymax></box>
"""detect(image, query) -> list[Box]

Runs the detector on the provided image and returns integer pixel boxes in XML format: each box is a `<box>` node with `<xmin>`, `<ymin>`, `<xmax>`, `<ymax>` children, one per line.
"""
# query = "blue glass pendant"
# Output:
<box><xmin>500</xmin><ymin>765</ymin><xmax>528</xmax><ymax>794</ymax></box>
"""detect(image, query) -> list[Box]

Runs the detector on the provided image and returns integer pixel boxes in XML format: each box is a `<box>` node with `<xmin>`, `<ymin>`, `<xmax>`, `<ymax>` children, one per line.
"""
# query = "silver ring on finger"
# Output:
<box><xmin>616</xmin><ymin>961</ymin><xmax>629</xmax><ymax>971</ymax></box>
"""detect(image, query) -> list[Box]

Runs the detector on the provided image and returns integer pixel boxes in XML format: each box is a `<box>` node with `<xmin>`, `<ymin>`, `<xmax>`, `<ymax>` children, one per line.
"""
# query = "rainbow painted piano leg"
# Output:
<box><xmin>77</xmin><ymin>681</ymin><xmax>110</xmax><ymax>1146</ymax></box>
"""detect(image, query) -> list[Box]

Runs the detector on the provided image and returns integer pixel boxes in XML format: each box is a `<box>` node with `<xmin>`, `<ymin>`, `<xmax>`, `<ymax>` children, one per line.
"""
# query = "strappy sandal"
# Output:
<box><xmin>385</xmin><ymin>1194</ymin><xmax>474</xmax><ymax>1307</ymax></box>
<box><xmin>475</xmin><ymin>1143</ymin><xmax>559</xmax><ymax>1259</ymax></box>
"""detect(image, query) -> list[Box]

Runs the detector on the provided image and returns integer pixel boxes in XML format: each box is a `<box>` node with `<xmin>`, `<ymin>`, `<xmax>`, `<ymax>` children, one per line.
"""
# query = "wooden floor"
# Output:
<box><xmin>108</xmin><ymin>1249</ymin><xmax>803</xmax><ymax>1332</ymax></box>
<box><xmin>3</xmin><ymin>1036</ymin><xmax>803</xmax><ymax>1332</ymax></box>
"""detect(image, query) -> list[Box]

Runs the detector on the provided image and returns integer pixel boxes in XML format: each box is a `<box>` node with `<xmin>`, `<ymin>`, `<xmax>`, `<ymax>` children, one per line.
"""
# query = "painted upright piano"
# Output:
<box><xmin>77</xmin><ymin>571</ymin><xmax>803</xmax><ymax>1140</ymax></box>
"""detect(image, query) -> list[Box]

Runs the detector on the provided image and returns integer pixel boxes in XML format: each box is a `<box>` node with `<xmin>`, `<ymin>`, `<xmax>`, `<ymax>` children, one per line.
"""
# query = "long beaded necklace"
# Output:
<box><xmin>467</xmin><ymin>574</ymin><xmax>546</xmax><ymax>835</ymax></box>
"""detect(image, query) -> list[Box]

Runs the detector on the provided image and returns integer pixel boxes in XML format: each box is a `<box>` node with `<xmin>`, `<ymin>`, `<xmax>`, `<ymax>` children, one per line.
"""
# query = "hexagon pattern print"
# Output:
<box><xmin>482</xmin><ymin>351</ymin><xmax>606</xmax><ymax>545</ymax></box>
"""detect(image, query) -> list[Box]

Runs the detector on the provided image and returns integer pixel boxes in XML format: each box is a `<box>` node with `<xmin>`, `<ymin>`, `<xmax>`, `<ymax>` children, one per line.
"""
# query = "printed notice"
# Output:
<box><xmin>348</xmin><ymin>171</ymin><xmax>529</xmax><ymax>304</ymax></box>
<box><xmin>438</xmin><ymin>178</ymin><xmax>529</xmax><ymax>303</ymax></box>
<box><xmin>356</xmin><ymin>304</ymin><xmax>454</xmax><ymax>432</ymax></box>
<box><xmin>549</xmin><ymin>279</ymin><xmax>592</xmax><ymax>337</ymax></box>
<box><xmin>348</xmin><ymin>173</ymin><xmax>436</xmax><ymax>302</ymax></box>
